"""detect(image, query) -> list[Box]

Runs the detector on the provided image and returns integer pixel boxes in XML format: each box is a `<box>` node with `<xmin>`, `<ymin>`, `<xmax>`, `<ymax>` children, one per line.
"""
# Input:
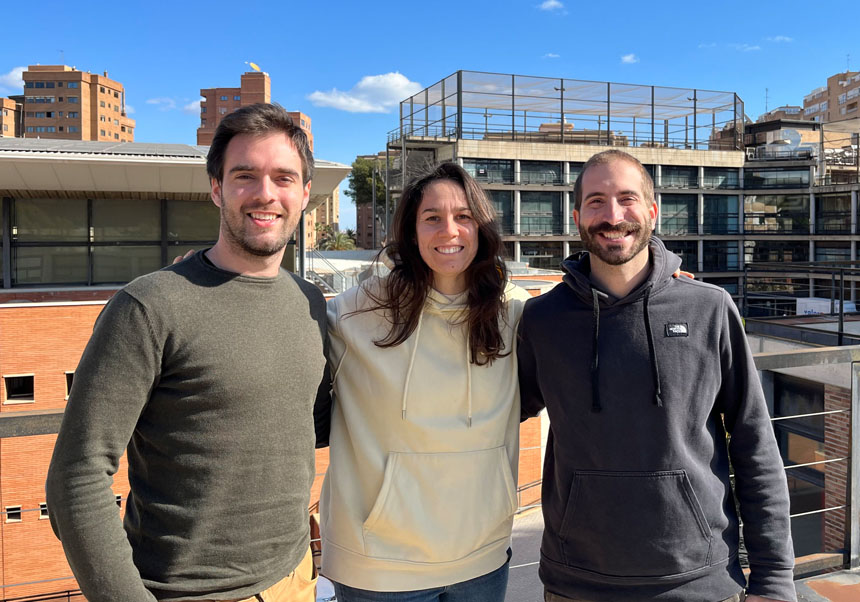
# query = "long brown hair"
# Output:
<box><xmin>361</xmin><ymin>162</ymin><xmax>508</xmax><ymax>365</ymax></box>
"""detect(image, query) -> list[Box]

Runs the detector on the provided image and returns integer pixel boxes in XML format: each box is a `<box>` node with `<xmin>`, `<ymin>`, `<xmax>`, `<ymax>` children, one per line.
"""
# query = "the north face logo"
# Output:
<box><xmin>665</xmin><ymin>323</ymin><xmax>688</xmax><ymax>337</ymax></box>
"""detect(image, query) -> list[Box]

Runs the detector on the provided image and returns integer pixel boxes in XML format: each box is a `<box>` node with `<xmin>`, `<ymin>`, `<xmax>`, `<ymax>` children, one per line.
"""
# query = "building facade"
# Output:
<box><xmin>803</xmin><ymin>71</ymin><xmax>860</xmax><ymax>123</ymax></box>
<box><xmin>21</xmin><ymin>65</ymin><xmax>135</xmax><ymax>142</ymax></box>
<box><xmin>0</xmin><ymin>97</ymin><xmax>22</xmax><ymax>138</ymax></box>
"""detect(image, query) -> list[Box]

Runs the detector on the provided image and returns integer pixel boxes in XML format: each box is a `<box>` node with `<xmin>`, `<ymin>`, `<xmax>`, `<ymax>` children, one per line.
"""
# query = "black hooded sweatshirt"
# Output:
<box><xmin>518</xmin><ymin>237</ymin><xmax>796</xmax><ymax>602</ymax></box>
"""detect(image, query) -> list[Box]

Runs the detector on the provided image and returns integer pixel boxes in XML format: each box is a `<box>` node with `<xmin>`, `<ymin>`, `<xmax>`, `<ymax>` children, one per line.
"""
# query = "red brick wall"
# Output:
<box><xmin>823</xmin><ymin>384</ymin><xmax>851</xmax><ymax>553</ymax></box>
<box><xmin>0</xmin><ymin>303</ymin><xmax>128</xmax><ymax>599</ymax></box>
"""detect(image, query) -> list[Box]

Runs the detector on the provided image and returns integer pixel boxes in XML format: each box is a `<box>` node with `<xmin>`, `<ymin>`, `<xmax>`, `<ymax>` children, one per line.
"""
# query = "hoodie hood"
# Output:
<box><xmin>560</xmin><ymin>236</ymin><xmax>681</xmax><ymax>412</ymax></box>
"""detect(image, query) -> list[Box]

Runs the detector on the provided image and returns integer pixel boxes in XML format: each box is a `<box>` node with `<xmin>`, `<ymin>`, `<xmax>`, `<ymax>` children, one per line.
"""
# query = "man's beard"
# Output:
<box><xmin>579</xmin><ymin>220</ymin><xmax>652</xmax><ymax>266</ymax></box>
<box><xmin>219</xmin><ymin>191</ymin><xmax>298</xmax><ymax>257</ymax></box>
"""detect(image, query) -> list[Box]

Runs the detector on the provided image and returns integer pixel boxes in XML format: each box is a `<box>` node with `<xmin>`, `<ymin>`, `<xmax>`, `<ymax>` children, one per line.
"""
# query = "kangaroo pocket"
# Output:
<box><xmin>559</xmin><ymin>470</ymin><xmax>712</xmax><ymax>579</ymax></box>
<box><xmin>362</xmin><ymin>447</ymin><xmax>517</xmax><ymax>563</ymax></box>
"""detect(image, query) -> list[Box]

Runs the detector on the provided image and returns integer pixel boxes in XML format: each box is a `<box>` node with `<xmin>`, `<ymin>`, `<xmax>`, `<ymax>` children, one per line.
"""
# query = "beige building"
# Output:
<box><xmin>803</xmin><ymin>71</ymin><xmax>860</xmax><ymax>122</ymax></box>
<box><xmin>0</xmin><ymin>97</ymin><xmax>21</xmax><ymax>137</ymax></box>
<box><xmin>22</xmin><ymin>65</ymin><xmax>135</xmax><ymax>142</ymax></box>
<box><xmin>757</xmin><ymin>105</ymin><xmax>803</xmax><ymax>122</ymax></box>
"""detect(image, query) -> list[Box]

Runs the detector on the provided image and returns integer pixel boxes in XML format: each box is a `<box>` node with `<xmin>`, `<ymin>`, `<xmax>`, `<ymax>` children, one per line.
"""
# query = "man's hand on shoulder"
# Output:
<box><xmin>172</xmin><ymin>249</ymin><xmax>196</xmax><ymax>265</ymax></box>
<box><xmin>745</xmin><ymin>595</ymin><xmax>790</xmax><ymax>602</ymax></box>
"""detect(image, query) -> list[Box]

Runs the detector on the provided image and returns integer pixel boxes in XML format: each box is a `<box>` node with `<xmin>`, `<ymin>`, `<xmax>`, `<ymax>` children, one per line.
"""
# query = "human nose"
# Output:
<box><xmin>442</xmin><ymin>215</ymin><xmax>458</xmax><ymax>236</ymax></box>
<box><xmin>605</xmin><ymin>198</ymin><xmax>626</xmax><ymax>224</ymax></box>
<box><xmin>256</xmin><ymin>176</ymin><xmax>277</xmax><ymax>202</ymax></box>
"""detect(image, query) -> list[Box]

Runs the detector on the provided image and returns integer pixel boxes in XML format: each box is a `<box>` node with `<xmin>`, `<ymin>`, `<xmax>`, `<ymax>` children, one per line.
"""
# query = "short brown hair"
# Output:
<box><xmin>206</xmin><ymin>103</ymin><xmax>313</xmax><ymax>184</ymax></box>
<box><xmin>573</xmin><ymin>149</ymin><xmax>654</xmax><ymax>210</ymax></box>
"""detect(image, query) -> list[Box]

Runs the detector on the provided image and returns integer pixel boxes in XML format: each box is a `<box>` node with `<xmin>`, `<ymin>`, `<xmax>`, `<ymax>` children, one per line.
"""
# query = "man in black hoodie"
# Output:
<box><xmin>518</xmin><ymin>150</ymin><xmax>796</xmax><ymax>602</ymax></box>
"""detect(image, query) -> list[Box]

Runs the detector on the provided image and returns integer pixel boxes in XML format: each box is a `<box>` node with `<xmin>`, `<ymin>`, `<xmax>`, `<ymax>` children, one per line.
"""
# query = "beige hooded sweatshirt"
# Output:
<box><xmin>320</xmin><ymin>275</ymin><xmax>530</xmax><ymax>591</ymax></box>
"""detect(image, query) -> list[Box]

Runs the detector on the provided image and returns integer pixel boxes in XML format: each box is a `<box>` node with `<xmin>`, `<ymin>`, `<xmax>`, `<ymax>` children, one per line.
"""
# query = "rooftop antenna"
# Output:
<box><xmin>245</xmin><ymin>61</ymin><xmax>261</xmax><ymax>72</ymax></box>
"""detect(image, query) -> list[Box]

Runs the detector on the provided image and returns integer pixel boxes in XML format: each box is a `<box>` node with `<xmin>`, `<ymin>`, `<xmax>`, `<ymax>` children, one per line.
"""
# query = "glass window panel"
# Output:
<box><xmin>167</xmin><ymin>200</ymin><xmax>220</xmax><ymax>242</ymax></box>
<box><xmin>663</xmin><ymin>240</ymin><xmax>697</xmax><ymax>272</ymax></box>
<box><xmin>520</xmin><ymin>242</ymin><xmax>563</xmax><ymax>269</ymax></box>
<box><xmin>487</xmin><ymin>190</ymin><xmax>514</xmax><ymax>235</ymax></box>
<box><xmin>703</xmin><ymin>195</ymin><xmax>739</xmax><ymax>234</ymax></box>
<box><xmin>702</xmin><ymin>167</ymin><xmax>739</xmax><ymax>189</ymax></box>
<box><xmin>14</xmin><ymin>199</ymin><xmax>87</xmax><ymax>242</ymax></box>
<box><xmin>93</xmin><ymin>199</ymin><xmax>160</xmax><ymax>241</ymax></box>
<box><xmin>521</xmin><ymin>161</ymin><xmax>562</xmax><ymax>185</ymax></box>
<box><xmin>744</xmin><ymin>240</ymin><xmax>809</xmax><ymax>263</ymax></box>
<box><xmin>744</xmin><ymin>194</ymin><xmax>809</xmax><ymax>234</ymax></box>
<box><xmin>702</xmin><ymin>277</ymin><xmax>739</xmax><ymax>295</ymax></box>
<box><xmin>814</xmin><ymin>243</ymin><xmax>850</xmax><ymax>263</ymax></box>
<box><xmin>14</xmin><ymin>246</ymin><xmax>87</xmax><ymax>284</ymax></box>
<box><xmin>462</xmin><ymin>159</ymin><xmax>513</xmax><ymax>183</ymax></box>
<box><xmin>660</xmin><ymin>194</ymin><xmax>697</xmax><ymax>235</ymax></box>
<box><xmin>703</xmin><ymin>241</ymin><xmax>739</xmax><ymax>271</ymax></box>
<box><xmin>745</xmin><ymin>168</ymin><xmax>809</xmax><ymax>189</ymax></box>
<box><xmin>661</xmin><ymin>166</ymin><xmax>698</xmax><ymax>188</ymax></box>
<box><xmin>92</xmin><ymin>246</ymin><xmax>162</xmax><ymax>284</ymax></box>
<box><xmin>520</xmin><ymin>191</ymin><xmax>562</xmax><ymax>235</ymax></box>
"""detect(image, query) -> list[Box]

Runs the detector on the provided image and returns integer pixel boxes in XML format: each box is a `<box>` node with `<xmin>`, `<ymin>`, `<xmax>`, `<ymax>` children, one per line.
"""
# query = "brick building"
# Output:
<box><xmin>21</xmin><ymin>65</ymin><xmax>135</xmax><ymax>142</ymax></box>
<box><xmin>0</xmin><ymin>97</ymin><xmax>21</xmax><ymax>138</ymax></box>
<box><xmin>803</xmin><ymin>71</ymin><xmax>860</xmax><ymax>123</ymax></box>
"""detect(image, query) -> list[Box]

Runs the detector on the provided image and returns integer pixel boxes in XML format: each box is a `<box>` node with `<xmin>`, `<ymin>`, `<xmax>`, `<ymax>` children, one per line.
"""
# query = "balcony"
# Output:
<box><xmin>518</xmin><ymin>219</ymin><xmax>564</xmax><ymax>236</ymax></box>
<box><xmin>815</xmin><ymin>211</ymin><xmax>852</xmax><ymax>235</ymax></box>
<box><xmin>744</xmin><ymin>212</ymin><xmax>810</xmax><ymax>234</ymax></box>
<box><xmin>703</xmin><ymin>212</ymin><xmax>740</xmax><ymax>234</ymax></box>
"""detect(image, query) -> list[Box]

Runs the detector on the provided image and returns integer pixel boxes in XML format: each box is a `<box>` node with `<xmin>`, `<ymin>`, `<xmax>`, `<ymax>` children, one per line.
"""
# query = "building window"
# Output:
<box><xmin>100</xmin><ymin>101</ymin><xmax>106</xmax><ymax>108</ymax></box>
<box><xmin>201</xmin><ymin>107</ymin><xmax>207</xmax><ymax>113</ymax></box>
<box><xmin>4</xmin><ymin>375</ymin><xmax>35</xmax><ymax>403</ymax></box>
<box><xmin>234</xmin><ymin>95</ymin><xmax>241</xmax><ymax>101</ymax></box>
<box><xmin>100</xmin><ymin>129</ymin><xmax>107</xmax><ymax>137</ymax></box>
<box><xmin>744</xmin><ymin>194</ymin><xmax>810</xmax><ymax>234</ymax></box>
<box><xmin>662</xmin><ymin>241</ymin><xmax>698</xmax><ymax>272</ymax></box>
<box><xmin>68</xmin><ymin>126</ymin><xmax>79</xmax><ymax>133</ymax></box>
<box><xmin>100</xmin><ymin>115</ymin><xmax>106</xmax><ymax>122</ymax></box>
<box><xmin>661</xmin><ymin>165</ymin><xmax>698</xmax><ymax>188</ymax></box>
<box><xmin>68</xmin><ymin>111</ymin><xmax>79</xmax><ymax>118</ymax></box>
<box><xmin>114</xmin><ymin>106</ymin><xmax>118</xmax><ymax>112</ymax></box>
<box><xmin>67</xmin><ymin>96</ymin><xmax>78</xmax><ymax>104</ymax></box>
<box><xmin>114</xmin><ymin>119</ymin><xmax>119</xmax><ymax>126</ymax></box>
<box><xmin>660</xmin><ymin>194</ymin><xmax>697</xmax><ymax>235</ymax></box>
<box><xmin>488</xmin><ymin>190</ymin><xmax>514</xmax><ymax>235</ymax></box>
<box><xmin>58</xmin><ymin>126</ymin><xmax>64</xmax><ymax>132</ymax></box>
<box><xmin>4</xmin><ymin>506</ymin><xmax>22</xmax><ymax>523</ymax></box>
<box><xmin>40</xmin><ymin>503</ymin><xmax>49</xmax><ymax>519</ymax></box>
<box><xmin>520</xmin><ymin>191</ymin><xmax>562</xmax><ymax>235</ymax></box>
<box><xmin>219</xmin><ymin>107</ymin><xmax>227</xmax><ymax>115</ymax></box>
<box><xmin>115</xmin><ymin>133</ymin><xmax>119</xmax><ymax>139</ymax></box>
<box><xmin>521</xmin><ymin>160</ymin><xmax>563</xmax><ymax>185</ymax></box>
<box><xmin>463</xmin><ymin>158</ymin><xmax>514</xmax><ymax>183</ymax></box>
<box><xmin>114</xmin><ymin>91</ymin><xmax>119</xmax><ymax>98</ymax></box>
<box><xmin>703</xmin><ymin>195</ymin><xmax>739</xmax><ymax>234</ymax></box>
<box><xmin>65</xmin><ymin>372</ymin><xmax>74</xmax><ymax>399</ymax></box>
<box><xmin>100</xmin><ymin>86</ymin><xmax>105</xmax><ymax>93</ymax></box>
<box><xmin>745</xmin><ymin>168</ymin><xmax>809</xmax><ymax>189</ymax></box>
<box><xmin>703</xmin><ymin>241</ymin><xmax>739</xmax><ymax>272</ymax></box>
<box><xmin>67</xmin><ymin>82</ymin><xmax>78</xmax><ymax>88</ymax></box>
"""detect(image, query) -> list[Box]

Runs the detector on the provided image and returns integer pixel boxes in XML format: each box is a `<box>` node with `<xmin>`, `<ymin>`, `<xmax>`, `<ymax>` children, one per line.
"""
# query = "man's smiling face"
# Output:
<box><xmin>210</xmin><ymin>131</ymin><xmax>310</xmax><ymax>260</ymax></box>
<box><xmin>574</xmin><ymin>158</ymin><xmax>656</xmax><ymax>266</ymax></box>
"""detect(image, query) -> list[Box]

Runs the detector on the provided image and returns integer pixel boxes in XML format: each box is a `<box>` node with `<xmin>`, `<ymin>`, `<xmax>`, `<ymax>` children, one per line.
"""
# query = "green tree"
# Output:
<box><xmin>346</xmin><ymin>157</ymin><xmax>387</xmax><ymax>206</ymax></box>
<box><xmin>320</xmin><ymin>231</ymin><xmax>357</xmax><ymax>251</ymax></box>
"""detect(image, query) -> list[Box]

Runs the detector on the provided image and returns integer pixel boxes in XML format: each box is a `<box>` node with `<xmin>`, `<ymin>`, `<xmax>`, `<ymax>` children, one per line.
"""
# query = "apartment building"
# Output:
<box><xmin>21</xmin><ymin>65</ymin><xmax>135</xmax><ymax>142</ymax></box>
<box><xmin>757</xmin><ymin>105</ymin><xmax>803</xmax><ymax>122</ymax></box>
<box><xmin>803</xmin><ymin>70</ymin><xmax>860</xmax><ymax>122</ymax></box>
<box><xmin>0</xmin><ymin>97</ymin><xmax>22</xmax><ymax>137</ymax></box>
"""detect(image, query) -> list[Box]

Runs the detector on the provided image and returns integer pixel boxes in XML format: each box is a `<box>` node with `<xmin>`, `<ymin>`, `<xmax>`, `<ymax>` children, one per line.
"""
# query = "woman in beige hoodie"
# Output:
<box><xmin>321</xmin><ymin>162</ymin><xmax>530</xmax><ymax>602</ymax></box>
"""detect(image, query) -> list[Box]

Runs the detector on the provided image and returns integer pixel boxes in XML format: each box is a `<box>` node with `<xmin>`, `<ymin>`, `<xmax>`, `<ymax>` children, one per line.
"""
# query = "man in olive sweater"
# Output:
<box><xmin>46</xmin><ymin>104</ymin><xmax>329</xmax><ymax>602</ymax></box>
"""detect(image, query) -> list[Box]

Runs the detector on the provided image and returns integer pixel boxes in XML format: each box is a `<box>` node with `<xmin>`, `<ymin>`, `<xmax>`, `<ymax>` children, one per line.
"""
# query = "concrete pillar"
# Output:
<box><xmin>852</xmin><ymin>241</ymin><xmax>857</xmax><ymax>302</ymax></box>
<box><xmin>698</xmin><ymin>239</ymin><xmax>704</xmax><ymax>272</ymax></box>
<box><xmin>852</xmin><ymin>190</ymin><xmax>858</xmax><ymax>235</ymax></box>
<box><xmin>563</xmin><ymin>191</ymin><xmax>570</xmax><ymax>235</ymax></box>
<box><xmin>563</xmin><ymin>161</ymin><xmax>570</xmax><ymax>186</ymax></box>
<box><xmin>514</xmin><ymin>159</ymin><xmax>521</xmax><ymax>185</ymax></box>
<box><xmin>698</xmin><ymin>165</ymin><xmax>705</xmax><ymax>189</ymax></box>
<box><xmin>810</xmin><ymin>192</ymin><xmax>816</xmax><ymax>235</ymax></box>
<box><xmin>514</xmin><ymin>240</ymin><xmax>522</xmax><ymax>263</ymax></box>
<box><xmin>655</xmin><ymin>192</ymin><xmax>662</xmax><ymax>235</ymax></box>
<box><xmin>514</xmin><ymin>190</ymin><xmax>522</xmax><ymax>235</ymax></box>
<box><xmin>655</xmin><ymin>164</ymin><xmax>662</xmax><ymax>188</ymax></box>
<box><xmin>698</xmin><ymin>192</ymin><xmax>704</xmax><ymax>235</ymax></box>
<box><xmin>563</xmin><ymin>240</ymin><xmax>570</xmax><ymax>258</ymax></box>
<box><xmin>738</xmin><ymin>167</ymin><xmax>744</xmax><ymax>189</ymax></box>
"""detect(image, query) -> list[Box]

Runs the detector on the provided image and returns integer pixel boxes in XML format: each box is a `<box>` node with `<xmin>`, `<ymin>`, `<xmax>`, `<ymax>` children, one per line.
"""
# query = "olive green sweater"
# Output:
<box><xmin>46</xmin><ymin>251</ymin><xmax>328</xmax><ymax>601</ymax></box>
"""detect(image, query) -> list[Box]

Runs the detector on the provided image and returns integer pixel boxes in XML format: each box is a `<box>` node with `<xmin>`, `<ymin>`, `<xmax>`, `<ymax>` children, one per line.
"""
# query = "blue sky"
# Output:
<box><xmin>1</xmin><ymin>0</ymin><xmax>857</xmax><ymax>229</ymax></box>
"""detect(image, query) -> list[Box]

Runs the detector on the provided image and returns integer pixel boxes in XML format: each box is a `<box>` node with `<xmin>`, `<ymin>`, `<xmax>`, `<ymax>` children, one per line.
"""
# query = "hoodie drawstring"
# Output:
<box><xmin>465</xmin><ymin>333</ymin><xmax>473</xmax><ymax>428</ymax></box>
<box><xmin>590</xmin><ymin>288</ymin><xmax>602</xmax><ymax>413</ymax></box>
<box><xmin>401</xmin><ymin>310</ymin><xmax>425</xmax><ymax>420</ymax></box>
<box><xmin>643</xmin><ymin>287</ymin><xmax>664</xmax><ymax>407</ymax></box>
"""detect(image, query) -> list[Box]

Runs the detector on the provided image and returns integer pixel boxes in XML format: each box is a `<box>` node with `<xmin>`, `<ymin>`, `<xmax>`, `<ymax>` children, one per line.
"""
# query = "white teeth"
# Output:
<box><xmin>250</xmin><ymin>213</ymin><xmax>277</xmax><ymax>221</ymax></box>
<box><xmin>602</xmin><ymin>232</ymin><xmax>628</xmax><ymax>239</ymax></box>
<box><xmin>437</xmin><ymin>246</ymin><xmax>463</xmax><ymax>254</ymax></box>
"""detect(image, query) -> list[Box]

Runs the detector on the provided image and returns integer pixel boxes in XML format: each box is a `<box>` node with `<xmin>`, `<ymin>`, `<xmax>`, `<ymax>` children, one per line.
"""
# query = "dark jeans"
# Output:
<box><xmin>544</xmin><ymin>591</ymin><xmax>746</xmax><ymax>602</ymax></box>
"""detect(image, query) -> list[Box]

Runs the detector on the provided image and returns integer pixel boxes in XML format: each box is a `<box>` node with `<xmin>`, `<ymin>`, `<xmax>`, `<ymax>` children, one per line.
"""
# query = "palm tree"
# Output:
<box><xmin>320</xmin><ymin>231</ymin><xmax>356</xmax><ymax>251</ymax></box>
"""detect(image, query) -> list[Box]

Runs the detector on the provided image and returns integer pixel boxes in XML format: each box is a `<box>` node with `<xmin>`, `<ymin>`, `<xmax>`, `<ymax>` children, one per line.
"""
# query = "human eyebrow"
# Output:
<box><xmin>228</xmin><ymin>164</ymin><xmax>256</xmax><ymax>174</ymax></box>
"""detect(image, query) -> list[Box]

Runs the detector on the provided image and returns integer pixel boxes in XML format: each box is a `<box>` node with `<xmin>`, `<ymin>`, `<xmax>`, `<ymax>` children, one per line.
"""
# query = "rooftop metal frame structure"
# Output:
<box><xmin>387</xmin><ymin>70</ymin><xmax>745</xmax><ymax>152</ymax></box>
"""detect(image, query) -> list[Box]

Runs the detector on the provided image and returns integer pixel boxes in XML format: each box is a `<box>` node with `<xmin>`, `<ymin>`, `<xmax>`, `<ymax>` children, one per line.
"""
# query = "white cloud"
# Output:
<box><xmin>0</xmin><ymin>66</ymin><xmax>25</xmax><ymax>94</ymax></box>
<box><xmin>124</xmin><ymin>104</ymin><xmax>135</xmax><ymax>115</ymax></box>
<box><xmin>538</xmin><ymin>0</ymin><xmax>564</xmax><ymax>10</ymax></box>
<box><xmin>730</xmin><ymin>43</ymin><xmax>760</xmax><ymax>52</ymax></box>
<box><xmin>767</xmin><ymin>35</ymin><xmax>793</xmax><ymax>43</ymax></box>
<box><xmin>543</xmin><ymin>53</ymin><xmax>560</xmax><ymax>59</ymax></box>
<box><xmin>698</xmin><ymin>42</ymin><xmax>717</xmax><ymax>49</ymax></box>
<box><xmin>146</xmin><ymin>97</ymin><xmax>177</xmax><ymax>111</ymax></box>
<box><xmin>621</xmin><ymin>53</ymin><xmax>639</xmax><ymax>64</ymax></box>
<box><xmin>308</xmin><ymin>72</ymin><xmax>422</xmax><ymax>114</ymax></box>
<box><xmin>182</xmin><ymin>99</ymin><xmax>203</xmax><ymax>115</ymax></box>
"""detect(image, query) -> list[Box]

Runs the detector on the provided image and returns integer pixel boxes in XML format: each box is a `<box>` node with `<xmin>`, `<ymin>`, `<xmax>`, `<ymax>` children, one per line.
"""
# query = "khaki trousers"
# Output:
<box><xmin>193</xmin><ymin>547</ymin><xmax>317</xmax><ymax>602</ymax></box>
